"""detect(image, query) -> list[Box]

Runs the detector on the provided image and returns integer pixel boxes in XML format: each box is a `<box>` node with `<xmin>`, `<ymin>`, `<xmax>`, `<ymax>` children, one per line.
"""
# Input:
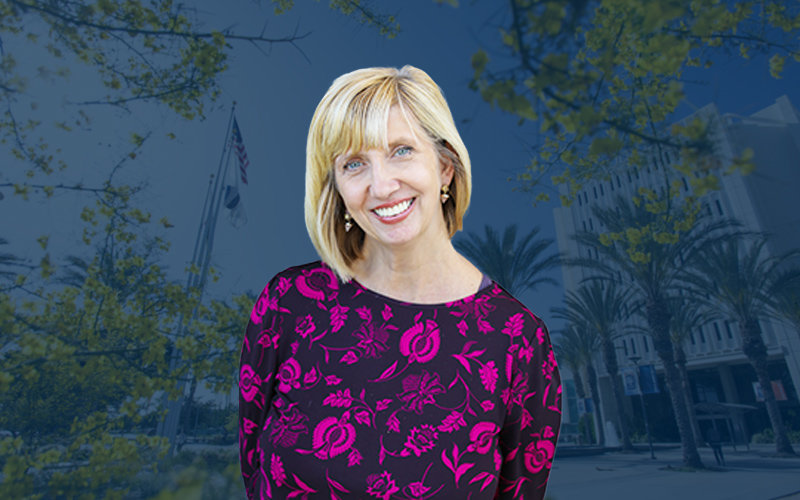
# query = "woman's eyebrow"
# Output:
<box><xmin>387</xmin><ymin>136</ymin><xmax>416</xmax><ymax>148</ymax></box>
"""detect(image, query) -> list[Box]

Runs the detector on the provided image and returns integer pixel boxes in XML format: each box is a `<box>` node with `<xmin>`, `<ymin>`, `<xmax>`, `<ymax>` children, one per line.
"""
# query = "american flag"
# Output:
<box><xmin>232</xmin><ymin>117</ymin><xmax>249</xmax><ymax>185</ymax></box>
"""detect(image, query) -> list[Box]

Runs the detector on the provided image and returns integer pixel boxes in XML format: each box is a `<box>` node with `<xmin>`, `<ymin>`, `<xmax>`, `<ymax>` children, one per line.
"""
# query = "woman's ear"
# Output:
<box><xmin>438</xmin><ymin>141</ymin><xmax>456</xmax><ymax>186</ymax></box>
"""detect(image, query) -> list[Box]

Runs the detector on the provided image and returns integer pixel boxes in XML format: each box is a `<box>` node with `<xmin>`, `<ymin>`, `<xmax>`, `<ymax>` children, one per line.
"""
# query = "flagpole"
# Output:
<box><xmin>198</xmin><ymin>120</ymin><xmax>236</xmax><ymax>293</ymax></box>
<box><xmin>158</xmin><ymin>102</ymin><xmax>237</xmax><ymax>454</ymax></box>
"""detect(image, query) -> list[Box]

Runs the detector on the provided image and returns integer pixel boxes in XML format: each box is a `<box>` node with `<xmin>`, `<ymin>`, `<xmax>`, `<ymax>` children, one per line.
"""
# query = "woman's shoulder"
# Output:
<box><xmin>483</xmin><ymin>281</ymin><xmax>547</xmax><ymax>327</ymax></box>
<box><xmin>257</xmin><ymin>260</ymin><xmax>349</xmax><ymax>304</ymax></box>
<box><xmin>261</xmin><ymin>260</ymin><xmax>335</xmax><ymax>289</ymax></box>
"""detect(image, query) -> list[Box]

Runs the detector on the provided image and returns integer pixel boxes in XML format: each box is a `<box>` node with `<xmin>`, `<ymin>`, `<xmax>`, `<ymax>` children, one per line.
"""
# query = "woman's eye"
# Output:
<box><xmin>393</xmin><ymin>146</ymin><xmax>412</xmax><ymax>157</ymax></box>
<box><xmin>344</xmin><ymin>159</ymin><xmax>363</xmax><ymax>171</ymax></box>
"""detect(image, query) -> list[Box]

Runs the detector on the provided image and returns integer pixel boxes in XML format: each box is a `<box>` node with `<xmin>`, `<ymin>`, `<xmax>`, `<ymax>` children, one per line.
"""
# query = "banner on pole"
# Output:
<box><xmin>639</xmin><ymin>365</ymin><xmax>660</xmax><ymax>394</ymax></box>
<box><xmin>622</xmin><ymin>367</ymin><xmax>640</xmax><ymax>396</ymax></box>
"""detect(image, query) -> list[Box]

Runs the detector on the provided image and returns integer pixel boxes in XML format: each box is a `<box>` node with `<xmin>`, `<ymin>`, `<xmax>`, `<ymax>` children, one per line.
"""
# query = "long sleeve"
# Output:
<box><xmin>239</xmin><ymin>276</ymin><xmax>285</xmax><ymax>500</ymax></box>
<box><xmin>496</xmin><ymin>312</ymin><xmax>562</xmax><ymax>500</ymax></box>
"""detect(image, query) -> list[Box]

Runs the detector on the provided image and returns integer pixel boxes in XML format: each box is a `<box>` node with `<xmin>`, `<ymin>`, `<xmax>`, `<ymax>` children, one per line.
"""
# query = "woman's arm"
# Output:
<box><xmin>239</xmin><ymin>276</ymin><xmax>283</xmax><ymax>500</ymax></box>
<box><xmin>497</xmin><ymin>313</ymin><xmax>562</xmax><ymax>500</ymax></box>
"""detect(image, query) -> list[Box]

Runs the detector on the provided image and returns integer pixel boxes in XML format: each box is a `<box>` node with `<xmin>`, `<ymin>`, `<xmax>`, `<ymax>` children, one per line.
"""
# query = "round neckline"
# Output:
<box><xmin>349</xmin><ymin>275</ymin><xmax>494</xmax><ymax>308</ymax></box>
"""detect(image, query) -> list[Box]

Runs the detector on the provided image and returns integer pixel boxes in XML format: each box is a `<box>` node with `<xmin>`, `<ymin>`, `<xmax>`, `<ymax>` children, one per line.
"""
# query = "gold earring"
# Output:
<box><xmin>344</xmin><ymin>213</ymin><xmax>353</xmax><ymax>232</ymax></box>
<box><xmin>440</xmin><ymin>185</ymin><xmax>450</xmax><ymax>204</ymax></box>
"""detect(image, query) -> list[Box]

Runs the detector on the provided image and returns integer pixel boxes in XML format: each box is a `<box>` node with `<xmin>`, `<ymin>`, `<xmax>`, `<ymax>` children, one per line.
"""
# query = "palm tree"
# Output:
<box><xmin>634</xmin><ymin>295</ymin><xmax>713</xmax><ymax>445</ymax></box>
<box><xmin>571</xmin><ymin>194</ymin><xmax>727</xmax><ymax>468</ymax></box>
<box><xmin>685</xmin><ymin>236</ymin><xmax>798</xmax><ymax>455</ymax></box>
<box><xmin>773</xmin><ymin>267</ymin><xmax>800</xmax><ymax>337</ymax></box>
<box><xmin>554</xmin><ymin>324</ymin><xmax>605</xmax><ymax>445</ymax></box>
<box><xmin>454</xmin><ymin>224</ymin><xmax>560</xmax><ymax>295</ymax></box>
<box><xmin>553</xmin><ymin>280</ymin><xmax>633</xmax><ymax>450</ymax></box>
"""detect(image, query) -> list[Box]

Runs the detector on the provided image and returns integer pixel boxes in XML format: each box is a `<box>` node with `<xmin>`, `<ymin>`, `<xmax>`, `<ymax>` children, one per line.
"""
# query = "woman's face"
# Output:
<box><xmin>334</xmin><ymin>105</ymin><xmax>454</xmax><ymax>255</ymax></box>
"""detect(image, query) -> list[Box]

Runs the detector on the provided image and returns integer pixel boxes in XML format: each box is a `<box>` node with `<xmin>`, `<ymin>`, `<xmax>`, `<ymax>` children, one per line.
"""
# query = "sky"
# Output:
<box><xmin>3</xmin><ymin>0</ymin><xmax>799</xmax><ymax>334</ymax></box>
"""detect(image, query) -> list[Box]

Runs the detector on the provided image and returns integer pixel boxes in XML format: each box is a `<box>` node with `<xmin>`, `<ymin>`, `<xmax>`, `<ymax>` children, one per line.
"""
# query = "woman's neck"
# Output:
<box><xmin>352</xmin><ymin>239</ymin><xmax>482</xmax><ymax>304</ymax></box>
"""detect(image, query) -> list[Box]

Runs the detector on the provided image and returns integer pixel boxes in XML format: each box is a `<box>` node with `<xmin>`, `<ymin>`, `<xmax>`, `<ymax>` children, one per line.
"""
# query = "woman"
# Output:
<box><xmin>239</xmin><ymin>66</ymin><xmax>561</xmax><ymax>499</ymax></box>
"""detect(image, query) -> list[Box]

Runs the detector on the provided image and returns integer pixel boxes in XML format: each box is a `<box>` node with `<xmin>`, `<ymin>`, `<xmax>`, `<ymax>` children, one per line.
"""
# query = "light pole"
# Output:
<box><xmin>629</xmin><ymin>356</ymin><xmax>656</xmax><ymax>459</ymax></box>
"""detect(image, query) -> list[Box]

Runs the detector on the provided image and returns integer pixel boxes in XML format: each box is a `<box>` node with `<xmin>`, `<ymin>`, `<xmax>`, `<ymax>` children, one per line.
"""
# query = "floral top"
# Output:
<box><xmin>239</xmin><ymin>262</ymin><xmax>561</xmax><ymax>500</ymax></box>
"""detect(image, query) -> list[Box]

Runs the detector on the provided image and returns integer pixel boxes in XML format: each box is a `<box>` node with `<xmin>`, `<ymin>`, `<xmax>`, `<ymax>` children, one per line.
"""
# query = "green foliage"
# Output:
<box><xmin>471</xmin><ymin>0</ymin><xmax>799</xmax><ymax>205</ymax></box>
<box><xmin>0</xmin><ymin>189</ymin><xmax>252</xmax><ymax>497</ymax></box>
<box><xmin>1</xmin><ymin>0</ymin><xmax>397</xmax><ymax>197</ymax></box>
<box><xmin>750</xmin><ymin>428</ymin><xmax>800</xmax><ymax>444</ymax></box>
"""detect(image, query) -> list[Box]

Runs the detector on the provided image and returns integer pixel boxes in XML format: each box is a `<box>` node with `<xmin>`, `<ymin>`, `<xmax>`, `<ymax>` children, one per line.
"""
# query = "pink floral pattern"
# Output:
<box><xmin>366</xmin><ymin>471</ymin><xmax>400</xmax><ymax>499</ymax></box>
<box><xmin>276</xmin><ymin>358</ymin><xmax>301</xmax><ymax>393</ymax></box>
<box><xmin>403</xmin><ymin>425</ymin><xmax>439</xmax><ymax>457</ymax></box>
<box><xmin>239</xmin><ymin>262</ymin><xmax>561</xmax><ymax>500</ymax></box>
<box><xmin>399</xmin><ymin>319</ymin><xmax>440</xmax><ymax>363</ymax></box>
<box><xmin>239</xmin><ymin>364</ymin><xmax>261</xmax><ymax>402</ymax></box>
<box><xmin>468</xmin><ymin>421</ymin><xmax>499</xmax><ymax>454</ymax></box>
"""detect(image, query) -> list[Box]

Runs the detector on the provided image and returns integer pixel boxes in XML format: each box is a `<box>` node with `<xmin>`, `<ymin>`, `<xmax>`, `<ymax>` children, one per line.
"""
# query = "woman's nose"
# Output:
<box><xmin>369</xmin><ymin>160</ymin><xmax>399</xmax><ymax>199</ymax></box>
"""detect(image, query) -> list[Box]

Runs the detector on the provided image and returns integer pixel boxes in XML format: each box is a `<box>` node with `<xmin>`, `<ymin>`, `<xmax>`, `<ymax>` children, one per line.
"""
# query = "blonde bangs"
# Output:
<box><xmin>318</xmin><ymin>75</ymin><xmax>401</xmax><ymax>168</ymax></box>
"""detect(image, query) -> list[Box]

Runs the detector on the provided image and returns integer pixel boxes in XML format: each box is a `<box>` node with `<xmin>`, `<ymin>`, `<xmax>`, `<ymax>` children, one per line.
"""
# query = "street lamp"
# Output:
<box><xmin>629</xmin><ymin>355</ymin><xmax>656</xmax><ymax>459</ymax></box>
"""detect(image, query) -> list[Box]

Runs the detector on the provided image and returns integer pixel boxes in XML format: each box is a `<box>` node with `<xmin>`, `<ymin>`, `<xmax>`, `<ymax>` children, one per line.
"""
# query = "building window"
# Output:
<box><xmin>593</xmin><ymin>186</ymin><xmax>598</xmax><ymax>199</ymax></box>
<box><xmin>631</xmin><ymin>338</ymin><xmax>637</xmax><ymax>354</ymax></box>
<box><xmin>724</xmin><ymin>321</ymin><xmax>733</xmax><ymax>339</ymax></box>
<box><xmin>610</xmin><ymin>179</ymin><xmax>614</xmax><ymax>192</ymax></box>
<box><xmin>600</xmin><ymin>184</ymin><xmax>605</xmax><ymax>196</ymax></box>
<box><xmin>713</xmin><ymin>322</ymin><xmax>722</xmax><ymax>341</ymax></box>
<box><xmin>584</xmin><ymin>192</ymin><xmax>589</xmax><ymax>204</ymax></box>
<box><xmin>623</xmin><ymin>340</ymin><xmax>629</xmax><ymax>357</ymax></box>
<box><xmin>682</xmin><ymin>178</ymin><xmax>688</xmax><ymax>191</ymax></box>
<box><xmin>699</xmin><ymin>327</ymin><xmax>706</xmax><ymax>343</ymax></box>
<box><xmin>582</xmin><ymin>220</ymin><xmax>587</xmax><ymax>231</ymax></box>
<box><xmin>616</xmin><ymin>175</ymin><xmax>621</xmax><ymax>188</ymax></box>
<box><xmin>627</xmin><ymin>171</ymin><xmax>632</xmax><ymax>183</ymax></box>
<box><xmin>578</xmin><ymin>193</ymin><xmax>583</xmax><ymax>206</ymax></box>
<box><xmin>643</xmin><ymin>336</ymin><xmax>649</xmax><ymax>352</ymax></box>
<box><xmin>589</xmin><ymin>218</ymin><xmax>594</xmax><ymax>231</ymax></box>
<box><xmin>690</xmin><ymin>333</ymin><xmax>696</xmax><ymax>345</ymax></box>
<box><xmin>715</xmin><ymin>199</ymin><xmax>723</xmax><ymax>216</ymax></box>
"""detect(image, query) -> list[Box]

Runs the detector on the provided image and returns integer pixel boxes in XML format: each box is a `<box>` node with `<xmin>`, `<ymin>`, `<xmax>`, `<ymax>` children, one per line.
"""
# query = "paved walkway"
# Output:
<box><xmin>546</xmin><ymin>444</ymin><xmax>800</xmax><ymax>500</ymax></box>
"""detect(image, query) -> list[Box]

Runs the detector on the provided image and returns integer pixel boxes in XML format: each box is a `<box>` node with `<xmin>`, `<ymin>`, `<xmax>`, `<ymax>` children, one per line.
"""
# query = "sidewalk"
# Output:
<box><xmin>546</xmin><ymin>444</ymin><xmax>800</xmax><ymax>500</ymax></box>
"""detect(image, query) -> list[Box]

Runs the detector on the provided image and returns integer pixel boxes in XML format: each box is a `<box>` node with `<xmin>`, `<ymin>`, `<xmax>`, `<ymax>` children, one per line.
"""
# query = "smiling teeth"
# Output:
<box><xmin>374</xmin><ymin>199</ymin><xmax>412</xmax><ymax>217</ymax></box>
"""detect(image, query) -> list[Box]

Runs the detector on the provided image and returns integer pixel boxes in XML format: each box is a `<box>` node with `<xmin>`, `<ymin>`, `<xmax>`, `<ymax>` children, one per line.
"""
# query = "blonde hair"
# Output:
<box><xmin>305</xmin><ymin>65</ymin><xmax>472</xmax><ymax>282</ymax></box>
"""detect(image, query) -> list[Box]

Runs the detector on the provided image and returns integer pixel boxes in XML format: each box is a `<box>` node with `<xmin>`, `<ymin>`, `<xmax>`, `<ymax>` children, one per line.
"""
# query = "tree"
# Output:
<box><xmin>631</xmin><ymin>295</ymin><xmax>713</xmax><ymax>445</ymax></box>
<box><xmin>470</xmin><ymin>0</ymin><xmax>799</xmax><ymax>204</ymax></box>
<box><xmin>1</xmin><ymin>0</ymin><xmax>398</xmax><ymax>196</ymax></box>
<box><xmin>553</xmin><ymin>280</ymin><xmax>633</xmax><ymax>450</ymax></box>
<box><xmin>553</xmin><ymin>324</ymin><xmax>605</xmax><ymax>445</ymax></box>
<box><xmin>773</xmin><ymin>267</ymin><xmax>800</xmax><ymax>337</ymax></box>
<box><xmin>454</xmin><ymin>224</ymin><xmax>560</xmax><ymax>296</ymax></box>
<box><xmin>0</xmin><ymin>188</ymin><xmax>253</xmax><ymax>497</ymax></box>
<box><xmin>0</xmin><ymin>237</ymin><xmax>30</xmax><ymax>284</ymax></box>
<box><xmin>570</xmin><ymin>190</ymin><xmax>735</xmax><ymax>468</ymax></box>
<box><xmin>685</xmin><ymin>235</ymin><xmax>799</xmax><ymax>455</ymax></box>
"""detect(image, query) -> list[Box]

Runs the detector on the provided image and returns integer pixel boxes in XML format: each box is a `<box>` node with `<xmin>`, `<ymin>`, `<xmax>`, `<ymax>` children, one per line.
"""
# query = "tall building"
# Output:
<box><xmin>553</xmin><ymin>96</ymin><xmax>800</xmax><ymax>445</ymax></box>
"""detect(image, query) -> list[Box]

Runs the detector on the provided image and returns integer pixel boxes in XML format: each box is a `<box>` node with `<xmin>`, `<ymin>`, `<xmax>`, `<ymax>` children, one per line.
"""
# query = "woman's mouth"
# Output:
<box><xmin>372</xmin><ymin>198</ymin><xmax>415</xmax><ymax>223</ymax></box>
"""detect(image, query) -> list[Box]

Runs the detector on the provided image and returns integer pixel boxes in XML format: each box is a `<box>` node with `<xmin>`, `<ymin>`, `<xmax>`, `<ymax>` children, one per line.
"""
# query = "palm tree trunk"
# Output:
<box><xmin>674</xmin><ymin>344</ymin><xmax>702</xmax><ymax>446</ymax></box>
<box><xmin>647</xmin><ymin>300</ymin><xmax>703</xmax><ymax>468</ymax></box>
<box><xmin>572</xmin><ymin>367</ymin><xmax>594</xmax><ymax>445</ymax></box>
<box><xmin>573</xmin><ymin>367</ymin><xmax>587</xmax><ymax>400</ymax></box>
<box><xmin>741</xmin><ymin>319</ymin><xmax>796</xmax><ymax>455</ymax></box>
<box><xmin>601</xmin><ymin>337</ymin><xmax>633</xmax><ymax>451</ymax></box>
<box><xmin>586</xmin><ymin>361</ymin><xmax>606</xmax><ymax>446</ymax></box>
